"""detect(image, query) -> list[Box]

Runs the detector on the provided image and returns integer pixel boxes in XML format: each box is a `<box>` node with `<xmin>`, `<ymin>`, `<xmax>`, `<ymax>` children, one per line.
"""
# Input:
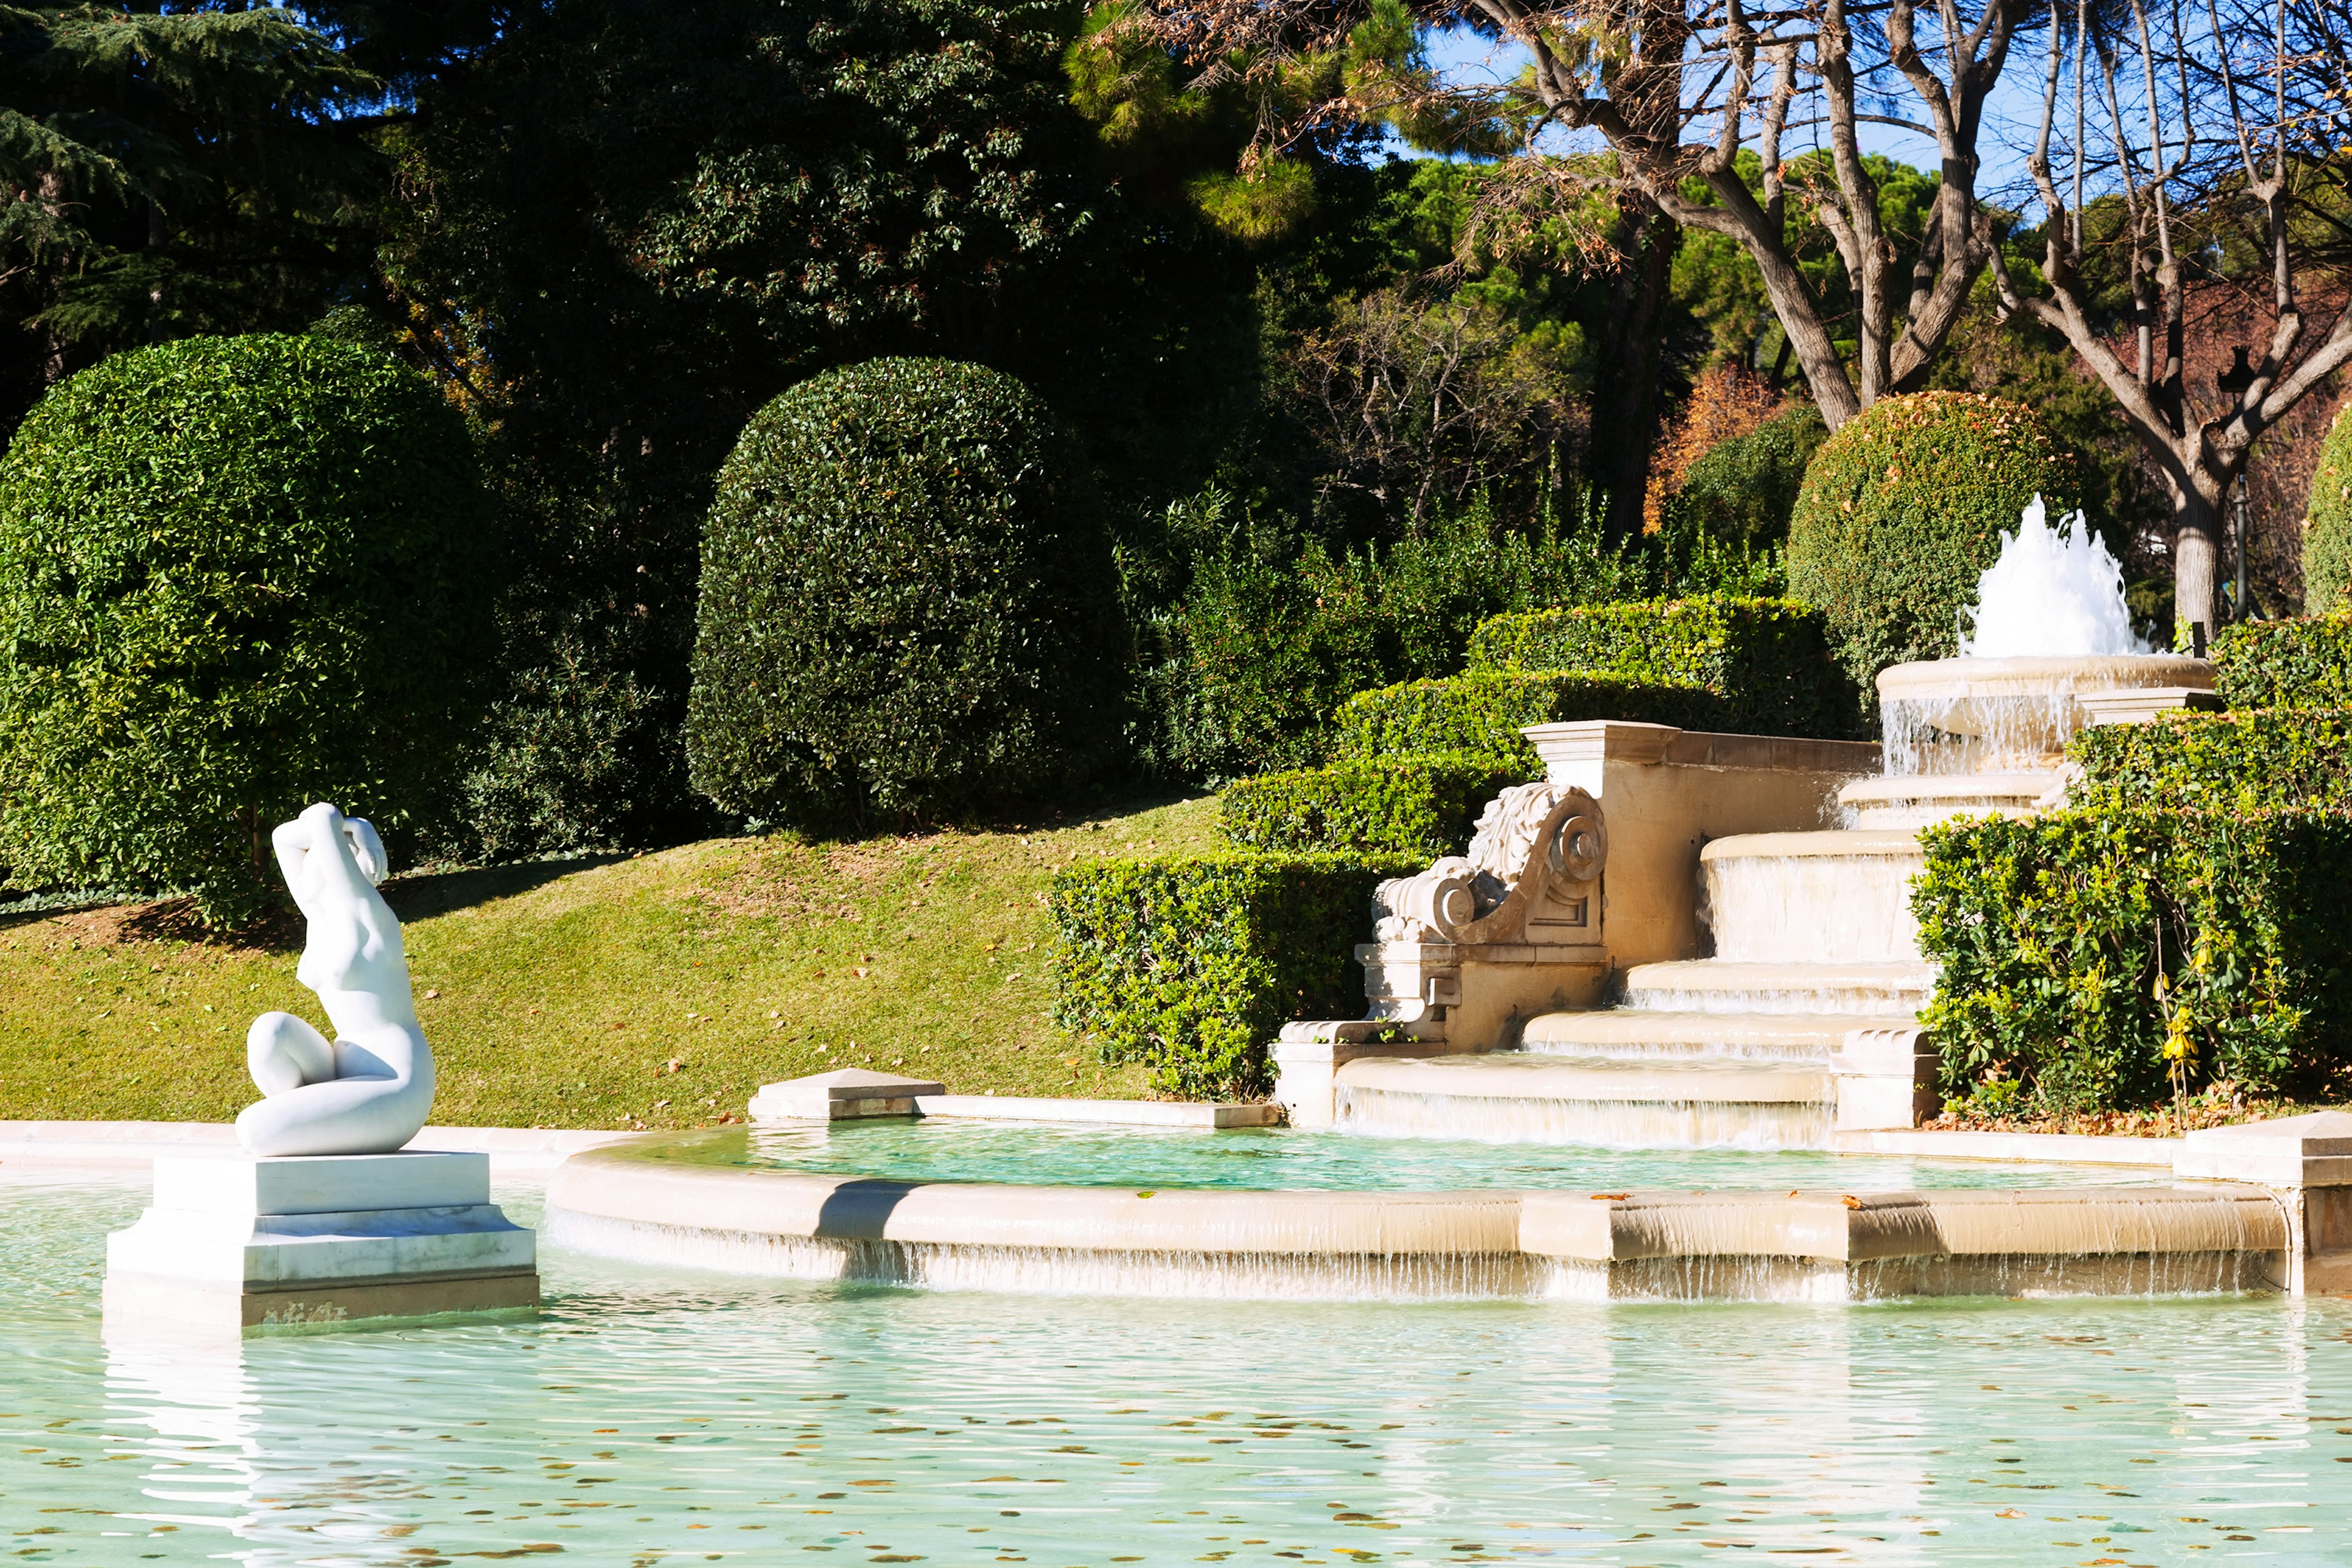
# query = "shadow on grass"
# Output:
<box><xmin>384</xmin><ymin>854</ymin><xmax>631</xmax><ymax>921</ymax></box>
<box><xmin>0</xmin><ymin>853</ymin><xmax>628</xmax><ymax>950</ymax></box>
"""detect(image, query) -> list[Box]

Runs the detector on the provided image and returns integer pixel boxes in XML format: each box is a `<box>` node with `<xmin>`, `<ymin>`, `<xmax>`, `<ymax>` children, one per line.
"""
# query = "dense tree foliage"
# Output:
<box><xmin>0</xmin><ymin>0</ymin><xmax>2328</xmax><ymax>892</ymax></box>
<box><xmin>0</xmin><ymin>7</ymin><xmax>379</xmax><ymax>428</ymax></box>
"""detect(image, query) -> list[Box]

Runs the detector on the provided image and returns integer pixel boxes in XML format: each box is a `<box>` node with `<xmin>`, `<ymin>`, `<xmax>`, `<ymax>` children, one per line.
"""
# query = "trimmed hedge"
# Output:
<box><xmin>1333</xmin><ymin>668</ymin><xmax>1730</xmax><ymax>767</ymax></box>
<box><xmin>686</xmin><ymin>358</ymin><xmax>1123</xmax><ymax>827</ymax></box>
<box><xmin>2304</xmin><ymin>402</ymin><xmax>2352</xmax><ymax>615</ymax></box>
<box><xmin>1216</xmin><ymin>751</ymin><xmax>1531</xmax><ymax>858</ymax></box>
<box><xmin>2212</xmin><ymin>615</ymin><xmax>2352</xmax><ymax>710</ymax></box>
<box><xmin>1915</xmin><ymin>808</ymin><xmax>2352</xmax><ymax>1114</ymax></box>
<box><xmin>0</xmin><ymin>334</ymin><xmax>500</xmax><ymax>924</ymax></box>
<box><xmin>1465</xmin><ymin>595</ymin><xmax>1856</xmax><ymax>738</ymax></box>
<box><xmin>1786</xmin><ymin>391</ymin><xmax>2079</xmax><ymax>696</ymax></box>
<box><xmin>2071</xmin><ymin>706</ymin><xmax>2352</xmax><ymax>815</ymax></box>
<box><xmin>1050</xmin><ymin>851</ymin><xmax>1419</xmax><ymax>1098</ymax></box>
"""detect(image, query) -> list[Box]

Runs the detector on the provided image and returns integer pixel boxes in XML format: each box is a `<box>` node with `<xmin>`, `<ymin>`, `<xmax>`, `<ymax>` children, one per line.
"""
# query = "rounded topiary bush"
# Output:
<box><xmin>1787</xmin><ymin>391</ymin><xmax>2079</xmax><ymax>694</ymax></box>
<box><xmin>0</xmin><ymin>334</ymin><xmax>502</xmax><ymax>922</ymax></box>
<box><xmin>2302</xmin><ymin>401</ymin><xmax>2352</xmax><ymax>614</ymax></box>
<box><xmin>687</xmin><ymin>358</ymin><xmax>1125</xmax><ymax>826</ymax></box>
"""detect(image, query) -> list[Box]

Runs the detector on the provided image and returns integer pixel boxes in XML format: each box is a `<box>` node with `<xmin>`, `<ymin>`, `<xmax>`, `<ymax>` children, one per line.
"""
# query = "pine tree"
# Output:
<box><xmin>0</xmin><ymin>6</ymin><xmax>377</xmax><ymax>419</ymax></box>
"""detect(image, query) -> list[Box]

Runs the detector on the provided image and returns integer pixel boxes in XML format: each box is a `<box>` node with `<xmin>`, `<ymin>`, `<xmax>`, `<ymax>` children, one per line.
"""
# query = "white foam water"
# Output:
<box><xmin>1961</xmin><ymin>493</ymin><xmax>2148</xmax><ymax>657</ymax></box>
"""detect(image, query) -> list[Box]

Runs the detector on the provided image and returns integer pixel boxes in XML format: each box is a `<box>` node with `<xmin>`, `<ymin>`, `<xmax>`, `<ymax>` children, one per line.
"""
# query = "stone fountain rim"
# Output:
<box><xmin>541</xmin><ymin>1142</ymin><xmax>2285</xmax><ymax>1299</ymax></box>
<box><xmin>1877</xmin><ymin>652</ymin><xmax>2214</xmax><ymax>703</ymax></box>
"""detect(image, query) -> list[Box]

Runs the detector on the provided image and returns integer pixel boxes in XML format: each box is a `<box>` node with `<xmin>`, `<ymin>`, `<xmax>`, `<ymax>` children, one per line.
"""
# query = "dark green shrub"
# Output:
<box><xmin>0</xmin><ymin>334</ymin><xmax>501</xmax><ymax>922</ymax></box>
<box><xmin>1786</xmin><ymin>391</ymin><xmax>2080</xmax><ymax>695</ymax></box>
<box><xmin>1139</xmin><ymin>503</ymin><xmax>1792</xmax><ymax>783</ymax></box>
<box><xmin>2071</xmin><ymin>706</ymin><xmax>2352</xmax><ymax>815</ymax></box>
<box><xmin>1466</xmin><ymin>594</ymin><xmax>1856</xmax><ymax>738</ymax></box>
<box><xmin>2212</xmin><ymin>615</ymin><xmax>2352</xmax><ymax>710</ymax></box>
<box><xmin>1673</xmin><ymin>405</ymin><xmax>1828</xmax><ymax>544</ymax></box>
<box><xmin>1050</xmin><ymin>851</ymin><xmax>1419</xmax><ymax>1097</ymax></box>
<box><xmin>1216</xmin><ymin>752</ymin><xmax>1529</xmax><ymax>858</ymax></box>
<box><xmin>2303</xmin><ymin>402</ymin><xmax>2352</xmax><ymax>614</ymax></box>
<box><xmin>686</xmin><ymin>358</ymin><xmax>1124</xmax><ymax>826</ymax></box>
<box><xmin>1915</xmin><ymin>809</ymin><xmax>2352</xmax><ymax>1113</ymax></box>
<box><xmin>1335</xmin><ymin>668</ymin><xmax>1730</xmax><ymax>768</ymax></box>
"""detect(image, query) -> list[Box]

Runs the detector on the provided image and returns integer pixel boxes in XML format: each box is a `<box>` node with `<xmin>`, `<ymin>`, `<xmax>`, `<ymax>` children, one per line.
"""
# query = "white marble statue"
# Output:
<box><xmin>236</xmin><ymin>802</ymin><xmax>435</xmax><ymax>1158</ymax></box>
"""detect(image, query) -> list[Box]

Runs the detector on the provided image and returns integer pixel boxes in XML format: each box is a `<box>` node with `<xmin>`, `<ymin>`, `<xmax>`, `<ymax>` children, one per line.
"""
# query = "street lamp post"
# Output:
<box><xmin>2218</xmin><ymin>346</ymin><xmax>2257</xmax><ymax>624</ymax></box>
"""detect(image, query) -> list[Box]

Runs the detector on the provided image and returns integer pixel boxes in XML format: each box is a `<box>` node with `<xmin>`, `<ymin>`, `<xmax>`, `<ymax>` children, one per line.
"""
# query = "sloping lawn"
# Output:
<box><xmin>0</xmin><ymin>794</ymin><xmax>1217</xmax><ymax>1130</ymax></box>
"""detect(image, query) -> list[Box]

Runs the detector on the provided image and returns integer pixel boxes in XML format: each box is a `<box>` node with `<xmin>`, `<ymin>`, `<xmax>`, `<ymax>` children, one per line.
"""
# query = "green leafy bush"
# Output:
<box><xmin>0</xmin><ymin>334</ymin><xmax>501</xmax><ymax>923</ymax></box>
<box><xmin>2303</xmin><ymin>403</ymin><xmax>2352</xmax><ymax>614</ymax></box>
<box><xmin>1334</xmin><ymin>668</ymin><xmax>1729</xmax><ymax>768</ymax></box>
<box><xmin>2071</xmin><ymin>706</ymin><xmax>2352</xmax><ymax>815</ymax></box>
<box><xmin>1216</xmin><ymin>752</ymin><xmax>1528</xmax><ymax>858</ymax></box>
<box><xmin>686</xmin><ymin>358</ymin><xmax>1124</xmax><ymax>826</ymax></box>
<box><xmin>1050</xmin><ymin>851</ymin><xmax>1417</xmax><ymax>1097</ymax></box>
<box><xmin>1466</xmin><ymin>595</ymin><xmax>1856</xmax><ymax>737</ymax></box>
<box><xmin>1136</xmin><ymin>500</ymin><xmax>1790</xmax><ymax>783</ymax></box>
<box><xmin>2212</xmin><ymin>615</ymin><xmax>2352</xmax><ymax>710</ymax></box>
<box><xmin>1786</xmin><ymin>391</ymin><xmax>2079</xmax><ymax>695</ymax></box>
<box><xmin>1915</xmin><ymin>809</ymin><xmax>2352</xmax><ymax>1113</ymax></box>
<box><xmin>1672</xmin><ymin>405</ymin><xmax>1828</xmax><ymax>544</ymax></box>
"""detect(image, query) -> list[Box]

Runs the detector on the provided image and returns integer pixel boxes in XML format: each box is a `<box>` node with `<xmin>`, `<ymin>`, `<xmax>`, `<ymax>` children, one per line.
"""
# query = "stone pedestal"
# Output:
<box><xmin>1271</xmin><ymin>1029</ymin><xmax>1457</xmax><ymax>1129</ymax></box>
<box><xmin>104</xmin><ymin>1150</ymin><xmax>538</xmax><ymax>1335</ymax></box>
<box><xmin>1831</xmin><ymin>1026</ymin><xmax>1941</xmax><ymax>1131</ymax></box>
<box><xmin>2077</xmin><ymin>686</ymin><xmax>2224</xmax><ymax>726</ymax></box>
<box><xmin>747</xmin><ymin>1067</ymin><xmax>944</xmax><ymax>1120</ymax></box>
<box><xmin>2177</xmin><ymin>1112</ymin><xmax>2352</xmax><ymax>1295</ymax></box>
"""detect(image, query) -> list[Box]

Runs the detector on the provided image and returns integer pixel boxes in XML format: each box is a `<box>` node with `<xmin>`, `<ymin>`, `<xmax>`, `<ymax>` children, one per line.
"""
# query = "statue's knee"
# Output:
<box><xmin>247</xmin><ymin>1012</ymin><xmax>333</xmax><ymax>1094</ymax></box>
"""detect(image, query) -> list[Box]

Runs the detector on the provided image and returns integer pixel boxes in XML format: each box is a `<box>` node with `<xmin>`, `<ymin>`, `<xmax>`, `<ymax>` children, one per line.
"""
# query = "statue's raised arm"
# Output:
<box><xmin>236</xmin><ymin>802</ymin><xmax>435</xmax><ymax>1158</ymax></box>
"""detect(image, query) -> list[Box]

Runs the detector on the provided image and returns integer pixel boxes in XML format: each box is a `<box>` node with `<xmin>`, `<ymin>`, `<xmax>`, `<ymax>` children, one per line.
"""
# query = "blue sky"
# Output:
<box><xmin>1409</xmin><ymin>24</ymin><xmax>2051</xmax><ymax>202</ymax></box>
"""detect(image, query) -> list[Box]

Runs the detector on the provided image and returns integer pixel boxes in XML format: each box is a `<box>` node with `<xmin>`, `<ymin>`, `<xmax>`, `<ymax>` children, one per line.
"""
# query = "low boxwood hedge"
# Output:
<box><xmin>1216</xmin><ymin>751</ymin><xmax>1531</xmax><ymax>858</ymax></box>
<box><xmin>2070</xmin><ymin>706</ymin><xmax>2352</xmax><ymax>815</ymax></box>
<box><xmin>1915</xmin><ymin>807</ymin><xmax>2352</xmax><ymax>1115</ymax></box>
<box><xmin>1049</xmin><ymin>851</ymin><xmax>1419</xmax><ymax>1098</ymax></box>
<box><xmin>1465</xmin><ymin>594</ymin><xmax>1856</xmax><ymax>738</ymax></box>
<box><xmin>2212</xmin><ymin>615</ymin><xmax>2352</xmax><ymax>710</ymax></box>
<box><xmin>1333</xmin><ymin>668</ymin><xmax>1729</xmax><ymax>769</ymax></box>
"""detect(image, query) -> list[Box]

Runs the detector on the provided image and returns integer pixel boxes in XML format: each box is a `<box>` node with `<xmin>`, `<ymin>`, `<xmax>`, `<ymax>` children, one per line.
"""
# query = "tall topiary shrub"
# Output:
<box><xmin>687</xmin><ymin>358</ymin><xmax>1124</xmax><ymax>826</ymax></box>
<box><xmin>1786</xmin><ymin>391</ymin><xmax>2079</xmax><ymax>697</ymax></box>
<box><xmin>2302</xmin><ymin>402</ymin><xmax>2352</xmax><ymax>614</ymax></box>
<box><xmin>1673</xmin><ymin>405</ymin><xmax>1828</xmax><ymax>545</ymax></box>
<box><xmin>0</xmin><ymin>334</ymin><xmax>502</xmax><ymax>924</ymax></box>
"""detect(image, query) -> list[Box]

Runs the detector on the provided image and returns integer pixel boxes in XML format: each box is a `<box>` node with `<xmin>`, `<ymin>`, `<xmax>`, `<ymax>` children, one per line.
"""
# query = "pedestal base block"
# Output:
<box><xmin>104</xmin><ymin>1149</ymin><xmax>539</xmax><ymax>1335</ymax></box>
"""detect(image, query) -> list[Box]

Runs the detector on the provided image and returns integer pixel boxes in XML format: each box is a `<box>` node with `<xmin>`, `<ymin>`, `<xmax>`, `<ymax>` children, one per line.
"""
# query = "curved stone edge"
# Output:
<box><xmin>545</xmin><ymin>1147</ymin><xmax>2296</xmax><ymax>1301</ymax></box>
<box><xmin>1876</xmin><ymin>654</ymin><xmax>2217</xmax><ymax>703</ymax></box>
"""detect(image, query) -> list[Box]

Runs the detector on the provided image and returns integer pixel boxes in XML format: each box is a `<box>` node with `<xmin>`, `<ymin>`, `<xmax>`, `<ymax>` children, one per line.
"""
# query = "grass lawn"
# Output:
<box><xmin>0</xmin><ymin>793</ymin><xmax>1219</xmax><ymax>1131</ymax></box>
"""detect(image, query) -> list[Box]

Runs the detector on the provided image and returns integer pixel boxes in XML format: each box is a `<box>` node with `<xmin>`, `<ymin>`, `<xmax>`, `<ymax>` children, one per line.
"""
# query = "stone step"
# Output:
<box><xmin>1332</xmin><ymin>1052</ymin><xmax>1839</xmax><ymax>1147</ymax></box>
<box><xmin>1341</xmin><ymin>1052</ymin><xmax>1836</xmax><ymax>1104</ymax></box>
<box><xmin>1621</xmin><ymin>959</ymin><xmax>1934</xmax><ymax>1016</ymax></box>
<box><xmin>1700</xmin><ymin>829</ymin><xmax>1926</xmax><ymax>964</ymax></box>
<box><xmin>1835</xmin><ymin>771</ymin><xmax>2057</xmax><ymax>829</ymax></box>
<box><xmin>1520</xmin><ymin>1009</ymin><xmax>1910</xmax><ymax>1063</ymax></box>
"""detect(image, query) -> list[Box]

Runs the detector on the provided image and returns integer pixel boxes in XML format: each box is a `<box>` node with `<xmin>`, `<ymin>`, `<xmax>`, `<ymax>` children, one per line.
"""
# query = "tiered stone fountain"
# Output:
<box><xmin>1289</xmin><ymin>500</ymin><xmax>2218</xmax><ymax>1146</ymax></box>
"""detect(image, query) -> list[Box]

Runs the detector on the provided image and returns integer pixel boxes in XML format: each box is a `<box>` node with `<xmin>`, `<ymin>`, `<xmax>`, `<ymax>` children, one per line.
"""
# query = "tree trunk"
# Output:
<box><xmin>1591</xmin><ymin>204</ymin><xmax>1677</xmax><ymax>542</ymax></box>
<box><xmin>2170</xmin><ymin>478</ymin><xmax>2223</xmax><ymax>650</ymax></box>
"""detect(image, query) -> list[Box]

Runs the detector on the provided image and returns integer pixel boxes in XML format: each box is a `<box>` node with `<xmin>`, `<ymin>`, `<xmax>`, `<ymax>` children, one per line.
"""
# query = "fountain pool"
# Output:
<box><xmin>10</xmin><ymin>1170</ymin><xmax>2352</xmax><ymax>1565</ymax></box>
<box><xmin>655</xmin><ymin>1120</ymin><xmax>2165</xmax><ymax>1192</ymax></box>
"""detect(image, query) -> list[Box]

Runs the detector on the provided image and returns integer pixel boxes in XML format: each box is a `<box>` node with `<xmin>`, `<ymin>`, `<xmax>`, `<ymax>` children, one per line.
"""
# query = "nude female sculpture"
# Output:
<box><xmin>236</xmin><ymin>802</ymin><xmax>435</xmax><ymax>1158</ymax></box>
